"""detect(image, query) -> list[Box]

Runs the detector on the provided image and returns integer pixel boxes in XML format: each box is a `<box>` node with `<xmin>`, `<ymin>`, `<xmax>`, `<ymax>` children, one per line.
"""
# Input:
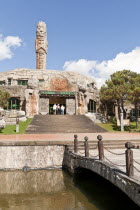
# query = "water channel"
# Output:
<box><xmin>0</xmin><ymin>169</ymin><xmax>139</xmax><ymax>210</ymax></box>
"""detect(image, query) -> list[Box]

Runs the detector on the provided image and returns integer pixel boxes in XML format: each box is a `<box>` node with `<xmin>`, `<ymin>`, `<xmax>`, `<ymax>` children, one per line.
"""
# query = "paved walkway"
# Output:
<box><xmin>0</xmin><ymin>133</ymin><xmax>140</xmax><ymax>141</ymax></box>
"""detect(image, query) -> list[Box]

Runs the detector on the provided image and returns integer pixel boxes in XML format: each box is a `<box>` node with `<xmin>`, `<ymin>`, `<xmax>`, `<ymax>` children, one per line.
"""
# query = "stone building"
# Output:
<box><xmin>0</xmin><ymin>22</ymin><xmax>99</xmax><ymax>118</ymax></box>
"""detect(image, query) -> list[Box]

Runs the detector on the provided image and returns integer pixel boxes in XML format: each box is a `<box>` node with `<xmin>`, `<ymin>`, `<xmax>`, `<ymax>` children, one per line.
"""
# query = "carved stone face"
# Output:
<box><xmin>36</xmin><ymin>22</ymin><xmax>46</xmax><ymax>38</ymax></box>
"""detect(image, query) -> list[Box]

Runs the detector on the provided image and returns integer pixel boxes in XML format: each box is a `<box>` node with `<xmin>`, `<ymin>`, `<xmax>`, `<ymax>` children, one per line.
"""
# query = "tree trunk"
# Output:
<box><xmin>121</xmin><ymin>100</ymin><xmax>126</xmax><ymax>119</ymax></box>
<box><xmin>105</xmin><ymin>104</ymin><xmax>108</xmax><ymax>119</ymax></box>
<box><xmin>115</xmin><ymin>103</ymin><xmax>118</xmax><ymax>121</ymax></box>
<box><xmin>118</xmin><ymin>100</ymin><xmax>121</xmax><ymax>120</ymax></box>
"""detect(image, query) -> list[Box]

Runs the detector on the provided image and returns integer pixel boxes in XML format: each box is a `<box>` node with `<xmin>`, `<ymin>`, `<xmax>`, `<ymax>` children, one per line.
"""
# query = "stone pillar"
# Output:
<box><xmin>35</xmin><ymin>21</ymin><xmax>48</xmax><ymax>69</ymax></box>
<box><xmin>25</xmin><ymin>89</ymin><xmax>39</xmax><ymax>118</ymax></box>
<box><xmin>19</xmin><ymin>99</ymin><xmax>23</xmax><ymax>111</ymax></box>
<box><xmin>75</xmin><ymin>92</ymin><xmax>78</xmax><ymax>115</ymax></box>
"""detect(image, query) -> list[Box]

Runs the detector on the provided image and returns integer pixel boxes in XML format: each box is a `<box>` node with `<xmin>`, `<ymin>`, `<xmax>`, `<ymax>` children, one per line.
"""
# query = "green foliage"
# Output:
<box><xmin>97</xmin><ymin>122</ymin><xmax>140</xmax><ymax>132</ymax></box>
<box><xmin>12</xmin><ymin>104</ymin><xmax>18</xmax><ymax>109</ymax></box>
<box><xmin>100</xmin><ymin>70</ymin><xmax>139</xmax><ymax>102</ymax></box>
<box><xmin>0</xmin><ymin>118</ymin><xmax>32</xmax><ymax>134</ymax></box>
<box><xmin>128</xmin><ymin>85</ymin><xmax>140</xmax><ymax>104</ymax></box>
<box><xmin>108</xmin><ymin>116</ymin><xmax>116</xmax><ymax>124</ymax></box>
<box><xmin>0</xmin><ymin>88</ymin><xmax>10</xmax><ymax>108</ymax></box>
<box><xmin>100</xmin><ymin>70</ymin><xmax>140</xmax><ymax>124</ymax></box>
<box><xmin>112</xmin><ymin>125</ymin><xmax>130</xmax><ymax>132</ymax></box>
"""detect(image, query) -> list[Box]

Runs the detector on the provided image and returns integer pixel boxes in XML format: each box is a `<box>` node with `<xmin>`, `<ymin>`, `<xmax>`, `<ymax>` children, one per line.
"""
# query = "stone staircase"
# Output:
<box><xmin>86</xmin><ymin>112</ymin><xmax>104</xmax><ymax>123</ymax></box>
<box><xmin>25</xmin><ymin>115</ymin><xmax>108</xmax><ymax>134</ymax></box>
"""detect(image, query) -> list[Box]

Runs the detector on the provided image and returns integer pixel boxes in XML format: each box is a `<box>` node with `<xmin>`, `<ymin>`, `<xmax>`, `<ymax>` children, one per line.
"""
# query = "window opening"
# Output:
<box><xmin>0</xmin><ymin>81</ymin><xmax>5</xmax><ymax>85</ymax></box>
<box><xmin>17</xmin><ymin>80</ymin><xmax>28</xmax><ymax>85</ymax></box>
<box><xmin>88</xmin><ymin>100</ymin><xmax>96</xmax><ymax>113</ymax></box>
<box><xmin>8</xmin><ymin>78</ymin><xmax>11</xmax><ymax>85</ymax></box>
<box><xmin>39</xmin><ymin>79</ymin><xmax>44</xmax><ymax>83</ymax></box>
<box><xmin>8</xmin><ymin>97</ymin><xmax>20</xmax><ymax>110</ymax></box>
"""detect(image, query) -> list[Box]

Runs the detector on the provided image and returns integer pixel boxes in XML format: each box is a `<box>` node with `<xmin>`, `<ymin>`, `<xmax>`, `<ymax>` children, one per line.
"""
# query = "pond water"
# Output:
<box><xmin>0</xmin><ymin>169</ymin><xmax>139</xmax><ymax>210</ymax></box>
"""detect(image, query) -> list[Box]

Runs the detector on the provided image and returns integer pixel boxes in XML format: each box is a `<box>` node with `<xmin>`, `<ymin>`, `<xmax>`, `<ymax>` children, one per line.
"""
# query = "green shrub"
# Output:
<box><xmin>108</xmin><ymin>116</ymin><xmax>117</xmax><ymax>124</ymax></box>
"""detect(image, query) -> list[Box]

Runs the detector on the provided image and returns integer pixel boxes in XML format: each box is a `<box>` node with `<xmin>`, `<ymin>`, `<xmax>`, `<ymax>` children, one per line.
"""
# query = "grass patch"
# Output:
<box><xmin>97</xmin><ymin>122</ymin><xmax>140</xmax><ymax>132</ymax></box>
<box><xmin>0</xmin><ymin>118</ymin><xmax>32</xmax><ymax>134</ymax></box>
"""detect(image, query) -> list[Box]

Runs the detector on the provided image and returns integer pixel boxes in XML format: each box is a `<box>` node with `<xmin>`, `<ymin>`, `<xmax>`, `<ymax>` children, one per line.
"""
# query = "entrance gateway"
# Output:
<box><xmin>39</xmin><ymin>91</ymin><xmax>76</xmax><ymax>115</ymax></box>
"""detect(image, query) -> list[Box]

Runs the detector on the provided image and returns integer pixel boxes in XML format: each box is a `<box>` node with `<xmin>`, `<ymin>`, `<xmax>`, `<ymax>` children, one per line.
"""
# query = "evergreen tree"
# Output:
<box><xmin>100</xmin><ymin>70</ymin><xmax>140</xmax><ymax>128</ymax></box>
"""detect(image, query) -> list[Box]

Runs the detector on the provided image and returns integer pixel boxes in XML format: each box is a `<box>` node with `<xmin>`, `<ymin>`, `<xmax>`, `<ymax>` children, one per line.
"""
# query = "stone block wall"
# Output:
<box><xmin>0</xmin><ymin>145</ymin><xmax>64</xmax><ymax>170</ymax></box>
<box><xmin>0</xmin><ymin>110</ymin><xmax>27</xmax><ymax>125</ymax></box>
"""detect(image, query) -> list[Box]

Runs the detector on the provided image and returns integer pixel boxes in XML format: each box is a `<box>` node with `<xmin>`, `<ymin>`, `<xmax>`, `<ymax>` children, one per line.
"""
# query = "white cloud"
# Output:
<box><xmin>0</xmin><ymin>34</ymin><xmax>22</xmax><ymax>61</ymax></box>
<box><xmin>63</xmin><ymin>47</ymin><xmax>140</xmax><ymax>88</ymax></box>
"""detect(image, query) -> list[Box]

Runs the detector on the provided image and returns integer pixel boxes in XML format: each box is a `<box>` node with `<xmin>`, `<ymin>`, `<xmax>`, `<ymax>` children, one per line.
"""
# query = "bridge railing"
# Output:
<box><xmin>125</xmin><ymin>142</ymin><xmax>140</xmax><ymax>177</ymax></box>
<box><xmin>71</xmin><ymin>135</ymin><xmax>140</xmax><ymax>178</ymax></box>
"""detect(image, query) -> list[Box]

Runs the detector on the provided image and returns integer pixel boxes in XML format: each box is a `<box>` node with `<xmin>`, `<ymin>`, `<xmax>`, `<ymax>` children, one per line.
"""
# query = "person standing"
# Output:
<box><xmin>53</xmin><ymin>104</ymin><xmax>56</xmax><ymax>115</ymax></box>
<box><xmin>58</xmin><ymin>104</ymin><xmax>60</xmax><ymax>114</ymax></box>
<box><xmin>56</xmin><ymin>104</ymin><xmax>60</xmax><ymax>115</ymax></box>
<box><xmin>61</xmin><ymin>105</ymin><xmax>65</xmax><ymax>115</ymax></box>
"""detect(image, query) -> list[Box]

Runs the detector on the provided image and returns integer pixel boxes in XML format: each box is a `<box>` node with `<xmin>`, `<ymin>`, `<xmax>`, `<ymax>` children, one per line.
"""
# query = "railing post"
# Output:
<box><xmin>65</xmin><ymin>145</ymin><xmax>69</xmax><ymax>151</ymax></box>
<box><xmin>84</xmin><ymin>136</ymin><xmax>89</xmax><ymax>157</ymax></box>
<box><xmin>74</xmin><ymin>134</ymin><xmax>78</xmax><ymax>153</ymax></box>
<box><xmin>125</xmin><ymin>142</ymin><xmax>134</xmax><ymax>177</ymax></box>
<box><xmin>97</xmin><ymin>135</ymin><xmax>104</xmax><ymax>160</ymax></box>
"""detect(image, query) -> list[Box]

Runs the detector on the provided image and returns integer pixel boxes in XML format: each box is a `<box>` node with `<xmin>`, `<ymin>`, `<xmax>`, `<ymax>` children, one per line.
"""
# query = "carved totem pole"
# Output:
<box><xmin>35</xmin><ymin>21</ymin><xmax>48</xmax><ymax>69</ymax></box>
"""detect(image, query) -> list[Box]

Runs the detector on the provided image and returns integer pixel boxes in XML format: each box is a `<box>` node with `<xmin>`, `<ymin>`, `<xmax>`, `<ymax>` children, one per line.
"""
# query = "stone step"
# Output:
<box><xmin>26</xmin><ymin>115</ymin><xmax>108</xmax><ymax>134</ymax></box>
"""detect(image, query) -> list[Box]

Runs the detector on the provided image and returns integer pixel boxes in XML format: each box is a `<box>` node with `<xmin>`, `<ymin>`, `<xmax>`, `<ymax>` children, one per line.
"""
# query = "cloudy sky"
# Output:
<box><xmin>0</xmin><ymin>0</ymin><xmax>140</xmax><ymax>88</ymax></box>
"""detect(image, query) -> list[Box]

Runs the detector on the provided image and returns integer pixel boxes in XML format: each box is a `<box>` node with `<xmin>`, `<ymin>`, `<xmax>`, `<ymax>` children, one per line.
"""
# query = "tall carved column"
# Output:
<box><xmin>35</xmin><ymin>21</ymin><xmax>48</xmax><ymax>69</ymax></box>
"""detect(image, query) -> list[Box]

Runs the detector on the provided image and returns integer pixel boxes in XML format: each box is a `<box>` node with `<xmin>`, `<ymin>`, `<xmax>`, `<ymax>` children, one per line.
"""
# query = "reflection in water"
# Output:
<box><xmin>0</xmin><ymin>170</ymin><xmax>64</xmax><ymax>194</ymax></box>
<box><xmin>0</xmin><ymin>169</ymin><xmax>138</xmax><ymax>210</ymax></box>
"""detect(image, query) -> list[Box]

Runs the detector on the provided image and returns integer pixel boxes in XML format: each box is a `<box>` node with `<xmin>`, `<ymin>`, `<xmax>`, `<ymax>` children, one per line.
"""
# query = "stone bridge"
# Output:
<box><xmin>0</xmin><ymin>134</ymin><xmax>139</xmax><ymax>207</ymax></box>
<box><xmin>63</xmin><ymin>137</ymin><xmax>140</xmax><ymax>207</ymax></box>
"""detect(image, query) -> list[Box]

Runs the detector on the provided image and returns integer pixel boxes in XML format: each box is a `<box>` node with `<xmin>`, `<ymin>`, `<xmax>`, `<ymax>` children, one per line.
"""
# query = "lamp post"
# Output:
<box><xmin>136</xmin><ymin>104</ymin><xmax>139</xmax><ymax>129</ymax></box>
<box><xmin>16</xmin><ymin>116</ymin><xmax>19</xmax><ymax>133</ymax></box>
<box><xmin>120</xmin><ymin>107</ymin><xmax>124</xmax><ymax>132</ymax></box>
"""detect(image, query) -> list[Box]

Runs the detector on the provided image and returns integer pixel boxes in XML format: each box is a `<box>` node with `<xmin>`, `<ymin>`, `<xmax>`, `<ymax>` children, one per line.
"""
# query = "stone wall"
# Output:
<box><xmin>0</xmin><ymin>85</ymin><xmax>26</xmax><ymax>100</ymax></box>
<box><xmin>0</xmin><ymin>145</ymin><xmax>64</xmax><ymax>170</ymax></box>
<box><xmin>0</xmin><ymin>110</ymin><xmax>26</xmax><ymax>125</ymax></box>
